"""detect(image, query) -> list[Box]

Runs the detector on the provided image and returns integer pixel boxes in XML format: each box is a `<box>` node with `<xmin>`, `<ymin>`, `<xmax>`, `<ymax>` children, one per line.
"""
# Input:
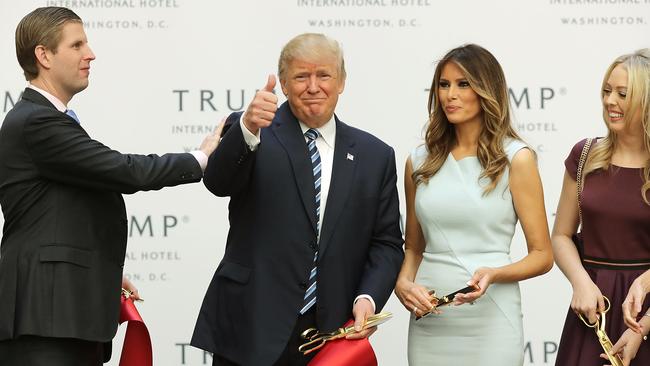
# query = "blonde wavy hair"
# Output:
<box><xmin>413</xmin><ymin>44</ymin><xmax>523</xmax><ymax>194</ymax></box>
<box><xmin>582</xmin><ymin>49</ymin><xmax>650</xmax><ymax>204</ymax></box>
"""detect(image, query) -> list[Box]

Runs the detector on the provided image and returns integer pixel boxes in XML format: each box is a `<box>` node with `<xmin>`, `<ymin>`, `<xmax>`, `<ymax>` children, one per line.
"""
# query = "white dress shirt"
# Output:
<box><xmin>28</xmin><ymin>84</ymin><xmax>67</xmax><ymax>113</ymax></box>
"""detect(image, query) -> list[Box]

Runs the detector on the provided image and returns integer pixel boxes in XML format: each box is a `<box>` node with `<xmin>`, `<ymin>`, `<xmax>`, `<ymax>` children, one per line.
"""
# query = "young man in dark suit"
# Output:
<box><xmin>191</xmin><ymin>33</ymin><xmax>404</xmax><ymax>366</ymax></box>
<box><xmin>0</xmin><ymin>7</ymin><xmax>221</xmax><ymax>365</ymax></box>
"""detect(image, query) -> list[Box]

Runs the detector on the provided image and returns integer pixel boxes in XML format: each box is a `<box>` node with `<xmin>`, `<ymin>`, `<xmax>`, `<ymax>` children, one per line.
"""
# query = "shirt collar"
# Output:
<box><xmin>27</xmin><ymin>84</ymin><xmax>67</xmax><ymax>113</ymax></box>
<box><xmin>298</xmin><ymin>115</ymin><xmax>336</xmax><ymax>149</ymax></box>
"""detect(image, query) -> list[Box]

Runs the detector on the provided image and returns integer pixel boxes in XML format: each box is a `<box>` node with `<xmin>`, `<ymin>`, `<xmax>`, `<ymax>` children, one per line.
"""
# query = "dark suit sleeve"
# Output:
<box><xmin>357</xmin><ymin>148</ymin><xmax>404</xmax><ymax>310</ymax></box>
<box><xmin>23</xmin><ymin>109</ymin><xmax>202</xmax><ymax>194</ymax></box>
<box><xmin>203</xmin><ymin>112</ymin><xmax>256</xmax><ymax>197</ymax></box>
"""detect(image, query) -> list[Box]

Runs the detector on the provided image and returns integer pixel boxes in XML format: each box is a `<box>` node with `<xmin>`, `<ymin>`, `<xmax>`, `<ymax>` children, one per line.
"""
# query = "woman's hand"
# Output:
<box><xmin>622</xmin><ymin>275</ymin><xmax>650</xmax><ymax>333</ymax></box>
<box><xmin>454</xmin><ymin>267</ymin><xmax>495</xmax><ymax>305</ymax></box>
<box><xmin>395</xmin><ymin>278</ymin><xmax>437</xmax><ymax>317</ymax></box>
<box><xmin>570</xmin><ymin>278</ymin><xmax>605</xmax><ymax>324</ymax></box>
<box><xmin>601</xmin><ymin>328</ymin><xmax>643</xmax><ymax>366</ymax></box>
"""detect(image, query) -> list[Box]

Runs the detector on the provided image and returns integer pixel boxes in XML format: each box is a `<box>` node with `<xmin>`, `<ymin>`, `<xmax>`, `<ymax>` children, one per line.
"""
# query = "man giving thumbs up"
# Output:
<box><xmin>191</xmin><ymin>33</ymin><xmax>404</xmax><ymax>366</ymax></box>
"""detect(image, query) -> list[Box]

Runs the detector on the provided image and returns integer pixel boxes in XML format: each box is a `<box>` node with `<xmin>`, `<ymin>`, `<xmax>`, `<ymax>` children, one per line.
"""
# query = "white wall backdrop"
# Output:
<box><xmin>1</xmin><ymin>1</ymin><xmax>648</xmax><ymax>365</ymax></box>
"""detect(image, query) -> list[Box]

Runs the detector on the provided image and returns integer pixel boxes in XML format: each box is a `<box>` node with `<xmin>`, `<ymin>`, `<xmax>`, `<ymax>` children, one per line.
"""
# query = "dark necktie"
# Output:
<box><xmin>300</xmin><ymin>128</ymin><xmax>321</xmax><ymax>314</ymax></box>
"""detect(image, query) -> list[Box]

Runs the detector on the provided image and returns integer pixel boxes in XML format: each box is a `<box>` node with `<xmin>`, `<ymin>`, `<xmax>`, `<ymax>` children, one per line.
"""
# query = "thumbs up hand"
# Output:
<box><xmin>242</xmin><ymin>74</ymin><xmax>278</xmax><ymax>135</ymax></box>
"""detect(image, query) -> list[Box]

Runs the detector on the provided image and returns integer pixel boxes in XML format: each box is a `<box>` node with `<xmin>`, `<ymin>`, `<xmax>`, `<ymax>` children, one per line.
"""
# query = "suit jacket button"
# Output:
<box><xmin>309</xmin><ymin>242</ymin><xmax>318</xmax><ymax>250</ymax></box>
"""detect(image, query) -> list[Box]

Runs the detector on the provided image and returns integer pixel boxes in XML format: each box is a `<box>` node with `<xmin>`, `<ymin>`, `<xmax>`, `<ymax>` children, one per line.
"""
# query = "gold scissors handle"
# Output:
<box><xmin>298</xmin><ymin>312</ymin><xmax>393</xmax><ymax>354</ymax></box>
<box><xmin>298</xmin><ymin>328</ymin><xmax>344</xmax><ymax>354</ymax></box>
<box><xmin>576</xmin><ymin>296</ymin><xmax>623</xmax><ymax>366</ymax></box>
<box><xmin>578</xmin><ymin>296</ymin><xmax>611</xmax><ymax>328</ymax></box>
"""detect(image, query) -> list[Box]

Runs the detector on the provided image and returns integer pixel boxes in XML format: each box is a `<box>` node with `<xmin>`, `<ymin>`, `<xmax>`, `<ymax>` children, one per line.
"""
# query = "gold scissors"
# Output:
<box><xmin>121</xmin><ymin>288</ymin><xmax>143</xmax><ymax>302</ymax></box>
<box><xmin>415</xmin><ymin>284</ymin><xmax>480</xmax><ymax>320</ymax></box>
<box><xmin>298</xmin><ymin>312</ymin><xmax>393</xmax><ymax>355</ymax></box>
<box><xmin>121</xmin><ymin>288</ymin><xmax>133</xmax><ymax>298</ymax></box>
<box><xmin>577</xmin><ymin>296</ymin><xmax>623</xmax><ymax>366</ymax></box>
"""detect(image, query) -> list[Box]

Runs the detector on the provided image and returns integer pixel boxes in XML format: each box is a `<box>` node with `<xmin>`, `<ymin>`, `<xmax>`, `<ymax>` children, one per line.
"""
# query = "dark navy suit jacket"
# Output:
<box><xmin>191</xmin><ymin>102</ymin><xmax>404</xmax><ymax>365</ymax></box>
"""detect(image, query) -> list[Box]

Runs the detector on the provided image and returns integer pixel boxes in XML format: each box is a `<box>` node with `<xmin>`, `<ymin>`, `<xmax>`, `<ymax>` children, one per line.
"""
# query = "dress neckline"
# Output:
<box><xmin>449</xmin><ymin>153</ymin><xmax>477</xmax><ymax>162</ymax></box>
<box><xmin>610</xmin><ymin>164</ymin><xmax>644</xmax><ymax>170</ymax></box>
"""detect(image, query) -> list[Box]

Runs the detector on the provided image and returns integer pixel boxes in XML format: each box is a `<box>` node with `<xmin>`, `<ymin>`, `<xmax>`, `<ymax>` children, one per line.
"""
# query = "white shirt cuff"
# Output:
<box><xmin>354</xmin><ymin>294</ymin><xmax>376</xmax><ymax>313</ymax></box>
<box><xmin>190</xmin><ymin>150</ymin><xmax>208</xmax><ymax>172</ymax></box>
<box><xmin>240</xmin><ymin>114</ymin><xmax>261</xmax><ymax>151</ymax></box>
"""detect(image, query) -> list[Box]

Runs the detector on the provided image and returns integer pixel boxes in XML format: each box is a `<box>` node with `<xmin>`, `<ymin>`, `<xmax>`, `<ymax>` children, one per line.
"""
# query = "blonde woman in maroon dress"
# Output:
<box><xmin>553</xmin><ymin>48</ymin><xmax>650</xmax><ymax>366</ymax></box>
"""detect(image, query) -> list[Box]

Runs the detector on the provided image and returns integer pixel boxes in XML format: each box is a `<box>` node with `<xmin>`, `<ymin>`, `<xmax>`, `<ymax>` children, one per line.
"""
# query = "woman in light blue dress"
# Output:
<box><xmin>394</xmin><ymin>44</ymin><xmax>554</xmax><ymax>365</ymax></box>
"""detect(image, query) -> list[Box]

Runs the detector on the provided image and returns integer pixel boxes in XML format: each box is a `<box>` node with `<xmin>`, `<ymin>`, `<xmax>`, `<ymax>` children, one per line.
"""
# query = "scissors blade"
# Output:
<box><xmin>365</xmin><ymin>312</ymin><xmax>393</xmax><ymax>327</ymax></box>
<box><xmin>596</xmin><ymin>329</ymin><xmax>623</xmax><ymax>366</ymax></box>
<box><xmin>342</xmin><ymin>312</ymin><xmax>393</xmax><ymax>334</ymax></box>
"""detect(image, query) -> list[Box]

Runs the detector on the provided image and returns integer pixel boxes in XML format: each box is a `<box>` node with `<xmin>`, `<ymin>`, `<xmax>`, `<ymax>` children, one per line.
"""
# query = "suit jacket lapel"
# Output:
<box><xmin>318</xmin><ymin>118</ymin><xmax>356</xmax><ymax>256</ymax></box>
<box><xmin>21</xmin><ymin>88</ymin><xmax>81</xmax><ymax>127</ymax></box>
<box><xmin>21</xmin><ymin>88</ymin><xmax>53</xmax><ymax>109</ymax></box>
<box><xmin>271</xmin><ymin>103</ymin><xmax>318</xmax><ymax>234</ymax></box>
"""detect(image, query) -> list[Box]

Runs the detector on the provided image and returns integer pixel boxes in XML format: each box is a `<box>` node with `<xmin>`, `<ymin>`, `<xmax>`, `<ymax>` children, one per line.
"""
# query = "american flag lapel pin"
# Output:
<box><xmin>346</xmin><ymin>153</ymin><xmax>354</xmax><ymax>161</ymax></box>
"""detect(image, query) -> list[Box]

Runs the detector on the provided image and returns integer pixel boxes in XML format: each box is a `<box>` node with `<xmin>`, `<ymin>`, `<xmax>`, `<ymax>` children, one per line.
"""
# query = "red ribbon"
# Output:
<box><xmin>308</xmin><ymin>320</ymin><xmax>377</xmax><ymax>366</ymax></box>
<box><xmin>119</xmin><ymin>295</ymin><xmax>153</xmax><ymax>366</ymax></box>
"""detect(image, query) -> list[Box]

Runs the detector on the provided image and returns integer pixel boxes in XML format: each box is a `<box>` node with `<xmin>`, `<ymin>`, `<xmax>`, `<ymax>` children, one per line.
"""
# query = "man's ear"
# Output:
<box><xmin>34</xmin><ymin>45</ymin><xmax>52</xmax><ymax>71</ymax></box>
<box><xmin>280</xmin><ymin>78</ymin><xmax>289</xmax><ymax>96</ymax></box>
<box><xmin>338</xmin><ymin>77</ymin><xmax>346</xmax><ymax>94</ymax></box>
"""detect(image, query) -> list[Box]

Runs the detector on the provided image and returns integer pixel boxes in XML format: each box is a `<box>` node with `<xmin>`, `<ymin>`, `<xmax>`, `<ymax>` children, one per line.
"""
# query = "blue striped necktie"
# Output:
<box><xmin>300</xmin><ymin>128</ymin><xmax>321</xmax><ymax>314</ymax></box>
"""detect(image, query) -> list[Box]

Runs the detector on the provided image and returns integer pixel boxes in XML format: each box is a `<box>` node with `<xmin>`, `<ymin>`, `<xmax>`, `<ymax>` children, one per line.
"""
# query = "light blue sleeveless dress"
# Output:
<box><xmin>407</xmin><ymin>139</ymin><xmax>527</xmax><ymax>365</ymax></box>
